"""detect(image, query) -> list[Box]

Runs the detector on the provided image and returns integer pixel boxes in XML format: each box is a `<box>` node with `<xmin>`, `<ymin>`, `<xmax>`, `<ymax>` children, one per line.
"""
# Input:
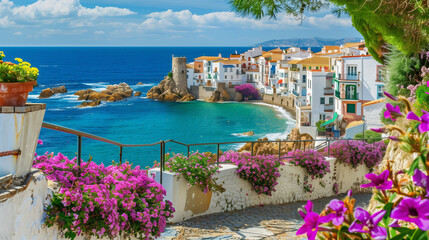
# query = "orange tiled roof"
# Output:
<box><xmin>295</xmin><ymin>56</ymin><xmax>330</xmax><ymax>66</ymax></box>
<box><xmin>194</xmin><ymin>56</ymin><xmax>222</xmax><ymax>61</ymax></box>
<box><xmin>323</xmin><ymin>46</ymin><xmax>340</xmax><ymax>52</ymax></box>
<box><xmin>341</xmin><ymin>55</ymin><xmax>371</xmax><ymax>58</ymax></box>
<box><xmin>219</xmin><ymin>59</ymin><xmax>241</xmax><ymax>65</ymax></box>
<box><xmin>230</xmin><ymin>54</ymin><xmax>241</xmax><ymax>58</ymax></box>
<box><xmin>342</xmin><ymin>42</ymin><xmax>365</xmax><ymax>49</ymax></box>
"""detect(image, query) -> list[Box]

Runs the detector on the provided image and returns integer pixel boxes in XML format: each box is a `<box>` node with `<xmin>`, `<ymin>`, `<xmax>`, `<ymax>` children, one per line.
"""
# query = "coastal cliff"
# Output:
<box><xmin>146</xmin><ymin>76</ymin><xmax>196</xmax><ymax>102</ymax></box>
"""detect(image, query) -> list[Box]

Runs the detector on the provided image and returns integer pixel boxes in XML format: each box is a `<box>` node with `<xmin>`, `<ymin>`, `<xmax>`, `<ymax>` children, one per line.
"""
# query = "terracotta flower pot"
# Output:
<box><xmin>0</xmin><ymin>81</ymin><xmax>35</xmax><ymax>106</ymax></box>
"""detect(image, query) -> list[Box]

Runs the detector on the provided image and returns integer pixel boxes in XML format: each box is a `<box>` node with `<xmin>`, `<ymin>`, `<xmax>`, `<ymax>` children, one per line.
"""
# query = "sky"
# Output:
<box><xmin>0</xmin><ymin>0</ymin><xmax>363</xmax><ymax>46</ymax></box>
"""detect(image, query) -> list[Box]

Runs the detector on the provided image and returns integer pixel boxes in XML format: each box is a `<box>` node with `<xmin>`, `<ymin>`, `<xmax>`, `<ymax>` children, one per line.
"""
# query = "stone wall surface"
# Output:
<box><xmin>262</xmin><ymin>94</ymin><xmax>296</xmax><ymax>116</ymax></box>
<box><xmin>150</xmin><ymin>158</ymin><xmax>370</xmax><ymax>223</ymax></box>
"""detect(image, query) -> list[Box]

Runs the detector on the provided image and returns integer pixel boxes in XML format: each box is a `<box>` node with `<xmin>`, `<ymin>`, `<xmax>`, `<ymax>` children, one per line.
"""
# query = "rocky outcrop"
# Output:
<box><xmin>207</xmin><ymin>86</ymin><xmax>231</xmax><ymax>103</ymax></box>
<box><xmin>52</xmin><ymin>86</ymin><xmax>67</xmax><ymax>94</ymax></box>
<box><xmin>241</xmin><ymin>131</ymin><xmax>255</xmax><ymax>136</ymax></box>
<box><xmin>147</xmin><ymin>76</ymin><xmax>196</xmax><ymax>102</ymax></box>
<box><xmin>134</xmin><ymin>91</ymin><xmax>142</xmax><ymax>96</ymax></box>
<box><xmin>38</xmin><ymin>88</ymin><xmax>54</xmax><ymax>99</ymax></box>
<box><xmin>78</xmin><ymin>100</ymin><xmax>101</xmax><ymax>108</ymax></box>
<box><xmin>178</xmin><ymin>94</ymin><xmax>196</xmax><ymax>102</ymax></box>
<box><xmin>238</xmin><ymin>128</ymin><xmax>314</xmax><ymax>155</ymax></box>
<box><xmin>136</xmin><ymin>82</ymin><xmax>144</xmax><ymax>85</ymax></box>
<box><xmin>75</xmin><ymin>83</ymin><xmax>134</xmax><ymax>107</ymax></box>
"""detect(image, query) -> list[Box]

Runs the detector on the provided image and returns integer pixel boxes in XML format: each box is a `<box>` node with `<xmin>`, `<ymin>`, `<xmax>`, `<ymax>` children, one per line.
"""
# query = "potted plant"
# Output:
<box><xmin>0</xmin><ymin>53</ymin><xmax>39</xmax><ymax>106</ymax></box>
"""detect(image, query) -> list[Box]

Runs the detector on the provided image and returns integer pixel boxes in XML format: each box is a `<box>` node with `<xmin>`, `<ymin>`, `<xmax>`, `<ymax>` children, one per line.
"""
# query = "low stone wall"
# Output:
<box><xmin>0</xmin><ymin>171</ymin><xmax>136</xmax><ymax>240</ymax></box>
<box><xmin>149</xmin><ymin>157</ymin><xmax>370</xmax><ymax>223</ymax></box>
<box><xmin>190</xmin><ymin>85</ymin><xmax>238</xmax><ymax>101</ymax></box>
<box><xmin>262</xmin><ymin>94</ymin><xmax>296</xmax><ymax>116</ymax></box>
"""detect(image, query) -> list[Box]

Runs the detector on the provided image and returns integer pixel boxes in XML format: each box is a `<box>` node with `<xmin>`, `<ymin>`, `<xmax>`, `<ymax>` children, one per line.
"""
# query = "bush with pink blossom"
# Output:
<box><xmin>219</xmin><ymin>151</ymin><xmax>284</xmax><ymax>195</ymax></box>
<box><xmin>326</xmin><ymin>140</ymin><xmax>386</xmax><ymax>170</ymax></box>
<box><xmin>33</xmin><ymin>152</ymin><xmax>174</xmax><ymax>240</ymax></box>
<box><xmin>287</xmin><ymin>149</ymin><xmax>330</xmax><ymax>179</ymax></box>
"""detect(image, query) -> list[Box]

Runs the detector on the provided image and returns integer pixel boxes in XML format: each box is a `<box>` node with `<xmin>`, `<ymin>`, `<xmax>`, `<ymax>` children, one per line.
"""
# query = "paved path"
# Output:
<box><xmin>160</xmin><ymin>193</ymin><xmax>372</xmax><ymax>240</ymax></box>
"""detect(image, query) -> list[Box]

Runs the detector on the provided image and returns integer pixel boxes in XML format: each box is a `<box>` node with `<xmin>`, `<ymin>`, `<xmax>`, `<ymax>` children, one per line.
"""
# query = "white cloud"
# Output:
<box><xmin>13</xmin><ymin>31</ymin><xmax>22</xmax><ymax>35</ymax></box>
<box><xmin>94</xmin><ymin>30</ymin><xmax>104</xmax><ymax>34</ymax></box>
<box><xmin>129</xmin><ymin>9</ymin><xmax>351</xmax><ymax>33</ymax></box>
<box><xmin>0</xmin><ymin>0</ymin><xmax>135</xmax><ymax>24</ymax></box>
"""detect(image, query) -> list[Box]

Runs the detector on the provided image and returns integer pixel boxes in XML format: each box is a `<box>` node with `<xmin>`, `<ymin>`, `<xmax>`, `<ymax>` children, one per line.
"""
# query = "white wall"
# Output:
<box><xmin>150</xmin><ymin>157</ymin><xmax>371</xmax><ymax>223</ymax></box>
<box><xmin>363</xmin><ymin>102</ymin><xmax>384</xmax><ymax>129</ymax></box>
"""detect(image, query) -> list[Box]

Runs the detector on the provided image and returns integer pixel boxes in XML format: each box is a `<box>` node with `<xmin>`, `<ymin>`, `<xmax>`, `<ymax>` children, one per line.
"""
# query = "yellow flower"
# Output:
<box><xmin>15</xmin><ymin>58</ymin><xmax>23</xmax><ymax>63</ymax></box>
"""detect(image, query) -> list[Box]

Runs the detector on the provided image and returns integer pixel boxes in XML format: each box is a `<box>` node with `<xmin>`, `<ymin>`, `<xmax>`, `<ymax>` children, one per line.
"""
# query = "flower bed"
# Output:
<box><xmin>163</xmin><ymin>152</ymin><xmax>224</xmax><ymax>193</ymax></box>
<box><xmin>33</xmin><ymin>153</ymin><xmax>174</xmax><ymax>240</ymax></box>
<box><xmin>327</xmin><ymin>140</ymin><xmax>386</xmax><ymax>170</ymax></box>
<box><xmin>287</xmin><ymin>149</ymin><xmax>330</xmax><ymax>179</ymax></box>
<box><xmin>219</xmin><ymin>151</ymin><xmax>284</xmax><ymax>195</ymax></box>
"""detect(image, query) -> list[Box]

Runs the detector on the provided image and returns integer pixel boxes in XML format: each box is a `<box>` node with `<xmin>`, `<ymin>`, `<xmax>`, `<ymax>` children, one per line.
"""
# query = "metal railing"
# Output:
<box><xmin>41</xmin><ymin>122</ymin><xmax>385</xmax><ymax>185</ymax></box>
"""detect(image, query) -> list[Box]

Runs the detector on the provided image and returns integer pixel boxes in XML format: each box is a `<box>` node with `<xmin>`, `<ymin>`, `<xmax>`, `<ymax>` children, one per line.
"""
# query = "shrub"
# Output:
<box><xmin>33</xmin><ymin>153</ymin><xmax>174</xmax><ymax>240</ymax></box>
<box><xmin>287</xmin><ymin>149</ymin><xmax>330</xmax><ymax>179</ymax></box>
<box><xmin>353</xmin><ymin>130</ymin><xmax>382</xmax><ymax>143</ymax></box>
<box><xmin>315</xmin><ymin>120</ymin><xmax>326</xmax><ymax>131</ymax></box>
<box><xmin>234</xmin><ymin>84</ymin><xmax>259</xmax><ymax>100</ymax></box>
<box><xmin>0</xmin><ymin>56</ymin><xmax>39</xmax><ymax>83</ymax></box>
<box><xmin>220</xmin><ymin>151</ymin><xmax>284</xmax><ymax>195</ymax></box>
<box><xmin>327</xmin><ymin>140</ymin><xmax>386</xmax><ymax>170</ymax></box>
<box><xmin>164</xmin><ymin>152</ymin><xmax>224</xmax><ymax>193</ymax></box>
<box><xmin>167</xmin><ymin>72</ymin><xmax>172</xmax><ymax>78</ymax></box>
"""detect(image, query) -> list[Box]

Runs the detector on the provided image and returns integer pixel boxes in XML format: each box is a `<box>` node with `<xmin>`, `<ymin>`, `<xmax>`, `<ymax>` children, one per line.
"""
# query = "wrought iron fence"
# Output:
<box><xmin>41</xmin><ymin>122</ymin><xmax>386</xmax><ymax>184</ymax></box>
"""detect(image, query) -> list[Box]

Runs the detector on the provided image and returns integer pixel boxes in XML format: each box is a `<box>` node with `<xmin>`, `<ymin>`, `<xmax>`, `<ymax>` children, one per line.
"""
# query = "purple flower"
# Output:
<box><xmin>349</xmin><ymin>208</ymin><xmax>387</xmax><ymax>240</ymax></box>
<box><xmin>296</xmin><ymin>212</ymin><xmax>332</xmax><ymax>240</ymax></box>
<box><xmin>390</xmin><ymin>196</ymin><xmax>429</xmax><ymax>231</ymax></box>
<box><xmin>347</xmin><ymin>190</ymin><xmax>353</xmax><ymax>198</ymax></box>
<box><xmin>37</xmin><ymin>139</ymin><xmax>43</xmax><ymax>145</ymax></box>
<box><xmin>407</xmin><ymin>111</ymin><xmax>429</xmax><ymax>133</ymax></box>
<box><xmin>326</xmin><ymin>199</ymin><xmax>347</xmax><ymax>226</ymax></box>
<box><xmin>298</xmin><ymin>200</ymin><xmax>313</xmax><ymax>219</ymax></box>
<box><xmin>383</xmin><ymin>91</ymin><xmax>398</xmax><ymax>101</ymax></box>
<box><xmin>389</xmin><ymin>219</ymin><xmax>400</xmax><ymax>228</ymax></box>
<box><xmin>413</xmin><ymin>169</ymin><xmax>429</xmax><ymax>196</ymax></box>
<box><xmin>361</xmin><ymin>170</ymin><xmax>392</xmax><ymax>190</ymax></box>
<box><xmin>388</xmin><ymin>136</ymin><xmax>400</xmax><ymax>141</ymax></box>
<box><xmin>384</xmin><ymin>103</ymin><xmax>402</xmax><ymax>121</ymax></box>
<box><xmin>371</xmin><ymin>128</ymin><xmax>386</xmax><ymax>133</ymax></box>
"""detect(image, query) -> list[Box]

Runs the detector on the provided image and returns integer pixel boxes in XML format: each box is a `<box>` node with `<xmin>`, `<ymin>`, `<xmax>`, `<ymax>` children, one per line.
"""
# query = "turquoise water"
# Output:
<box><xmin>0</xmin><ymin>47</ymin><xmax>295</xmax><ymax>167</ymax></box>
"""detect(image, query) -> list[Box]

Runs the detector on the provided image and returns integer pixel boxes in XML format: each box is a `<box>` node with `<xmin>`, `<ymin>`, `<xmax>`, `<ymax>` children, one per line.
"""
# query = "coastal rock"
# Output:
<box><xmin>74</xmin><ymin>83</ymin><xmax>134</xmax><ymax>106</ymax></box>
<box><xmin>241</xmin><ymin>131</ymin><xmax>255</xmax><ymax>136</ymax></box>
<box><xmin>220</xmin><ymin>88</ymin><xmax>231</xmax><ymax>101</ymax></box>
<box><xmin>52</xmin><ymin>86</ymin><xmax>67</xmax><ymax>94</ymax></box>
<box><xmin>178</xmin><ymin>94</ymin><xmax>196</xmax><ymax>102</ymax></box>
<box><xmin>238</xmin><ymin>128</ymin><xmax>314</xmax><ymax>155</ymax></box>
<box><xmin>147</xmin><ymin>76</ymin><xmax>196</xmax><ymax>102</ymax></box>
<box><xmin>207</xmin><ymin>90</ymin><xmax>221</xmax><ymax>103</ymax></box>
<box><xmin>235</xmin><ymin>92</ymin><xmax>243</xmax><ymax>101</ymax></box>
<box><xmin>78</xmin><ymin>100</ymin><xmax>101</xmax><ymax>108</ymax></box>
<box><xmin>136</xmin><ymin>82</ymin><xmax>144</xmax><ymax>85</ymax></box>
<box><xmin>39</xmin><ymin>88</ymin><xmax>54</xmax><ymax>99</ymax></box>
<box><xmin>134</xmin><ymin>91</ymin><xmax>142</xmax><ymax>96</ymax></box>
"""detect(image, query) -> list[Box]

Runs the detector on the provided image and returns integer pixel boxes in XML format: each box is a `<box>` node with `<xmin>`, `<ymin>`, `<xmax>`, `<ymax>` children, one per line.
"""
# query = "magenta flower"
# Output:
<box><xmin>296</xmin><ymin>212</ymin><xmax>332</xmax><ymax>240</ymax></box>
<box><xmin>388</xmin><ymin>136</ymin><xmax>400</xmax><ymax>141</ymax></box>
<box><xmin>361</xmin><ymin>170</ymin><xmax>392</xmax><ymax>190</ymax></box>
<box><xmin>407</xmin><ymin>110</ymin><xmax>429</xmax><ymax>133</ymax></box>
<box><xmin>371</xmin><ymin>128</ymin><xmax>386</xmax><ymax>133</ymax></box>
<box><xmin>326</xmin><ymin>199</ymin><xmax>347</xmax><ymax>226</ymax></box>
<box><xmin>413</xmin><ymin>169</ymin><xmax>429</xmax><ymax>196</ymax></box>
<box><xmin>383</xmin><ymin>91</ymin><xmax>398</xmax><ymax>101</ymax></box>
<box><xmin>349</xmin><ymin>208</ymin><xmax>387</xmax><ymax>240</ymax></box>
<box><xmin>390</xmin><ymin>196</ymin><xmax>429</xmax><ymax>231</ymax></box>
<box><xmin>37</xmin><ymin>139</ymin><xmax>43</xmax><ymax>145</ymax></box>
<box><xmin>384</xmin><ymin>103</ymin><xmax>402</xmax><ymax>121</ymax></box>
<box><xmin>299</xmin><ymin>200</ymin><xmax>313</xmax><ymax>219</ymax></box>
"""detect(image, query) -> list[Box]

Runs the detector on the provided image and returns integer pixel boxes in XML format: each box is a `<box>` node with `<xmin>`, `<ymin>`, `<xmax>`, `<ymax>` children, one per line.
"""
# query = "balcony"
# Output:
<box><xmin>335</xmin><ymin>90</ymin><xmax>359</xmax><ymax>100</ymax></box>
<box><xmin>324</xmin><ymin>105</ymin><xmax>334</xmax><ymax>112</ymax></box>
<box><xmin>324</xmin><ymin>88</ymin><xmax>334</xmax><ymax>95</ymax></box>
<box><xmin>290</xmin><ymin>67</ymin><xmax>300</xmax><ymax>71</ymax></box>
<box><xmin>346</xmin><ymin>75</ymin><xmax>358</xmax><ymax>80</ymax></box>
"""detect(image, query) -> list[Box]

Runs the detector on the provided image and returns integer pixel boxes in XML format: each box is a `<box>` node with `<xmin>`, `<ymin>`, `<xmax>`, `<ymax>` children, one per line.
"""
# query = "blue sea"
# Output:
<box><xmin>1</xmin><ymin>47</ymin><xmax>299</xmax><ymax>167</ymax></box>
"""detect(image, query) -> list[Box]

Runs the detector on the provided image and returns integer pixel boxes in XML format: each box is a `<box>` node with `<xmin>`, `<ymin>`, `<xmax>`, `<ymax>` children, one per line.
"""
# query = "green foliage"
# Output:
<box><xmin>0</xmin><ymin>58</ymin><xmax>39</xmax><ymax>83</ymax></box>
<box><xmin>415</xmin><ymin>84</ymin><xmax>429</xmax><ymax>112</ymax></box>
<box><xmin>354</xmin><ymin>130</ymin><xmax>382</xmax><ymax>143</ymax></box>
<box><xmin>229</xmin><ymin>0</ymin><xmax>329</xmax><ymax>20</ymax></box>
<box><xmin>167</xmin><ymin>72</ymin><xmax>173</xmax><ymax>78</ymax></box>
<box><xmin>164</xmin><ymin>152</ymin><xmax>225</xmax><ymax>193</ymax></box>
<box><xmin>385</xmin><ymin>47</ymin><xmax>422</xmax><ymax>96</ymax></box>
<box><xmin>316</xmin><ymin>120</ymin><xmax>326</xmax><ymax>131</ymax></box>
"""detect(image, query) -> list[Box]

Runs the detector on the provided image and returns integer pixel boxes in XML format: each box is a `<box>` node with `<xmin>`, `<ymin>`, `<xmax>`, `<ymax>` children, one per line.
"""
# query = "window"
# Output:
<box><xmin>377</xmin><ymin>66</ymin><xmax>385</xmax><ymax>81</ymax></box>
<box><xmin>377</xmin><ymin>85</ymin><xmax>385</xmax><ymax>99</ymax></box>
<box><xmin>303</xmin><ymin>67</ymin><xmax>306</xmax><ymax>71</ymax></box>
<box><xmin>309</xmin><ymin>66</ymin><xmax>312</xmax><ymax>70</ymax></box>
<box><xmin>303</xmin><ymin>75</ymin><xmax>306</xmax><ymax>83</ymax></box>
<box><xmin>225</xmin><ymin>75</ymin><xmax>228</xmax><ymax>79</ymax></box>
<box><xmin>347</xmin><ymin>65</ymin><xmax>357</xmax><ymax>76</ymax></box>
<box><xmin>329</xmin><ymin>97</ymin><xmax>333</xmax><ymax>105</ymax></box>
<box><xmin>346</xmin><ymin>104</ymin><xmax>356</xmax><ymax>113</ymax></box>
<box><xmin>320</xmin><ymin>98</ymin><xmax>325</xmax><ymax>104</ymax></box>
<box><xmin>316</xmin><ymin>66</ymin><xmax>319</xmax><ymax>70</ymax></box>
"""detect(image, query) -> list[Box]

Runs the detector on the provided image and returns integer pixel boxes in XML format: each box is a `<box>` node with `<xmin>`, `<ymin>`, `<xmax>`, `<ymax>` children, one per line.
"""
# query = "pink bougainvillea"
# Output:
<box><xmin>33</xmin><ymin>152</ymin><xmax>174</xmax><ymax>240</ymax></box>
